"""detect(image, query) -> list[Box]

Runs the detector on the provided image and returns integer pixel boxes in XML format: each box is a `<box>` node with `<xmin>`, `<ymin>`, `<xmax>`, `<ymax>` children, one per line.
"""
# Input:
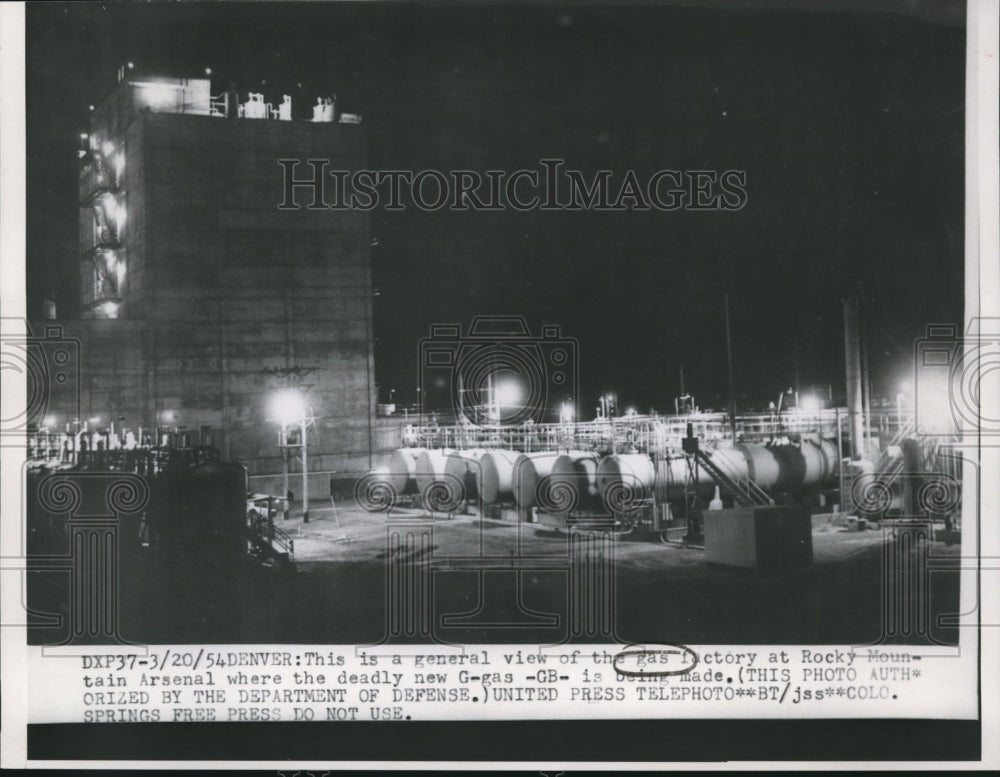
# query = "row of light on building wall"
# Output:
<box><xmin>82</xmin><ymin>133</ymin><xmax>127</xmax><ymax>319</ymax></box>
<box><xmin>101</xmin><ymin>249</ymin><xmax>127</xmax><ymax>286</ymax></box>
<box><xmin>38</xmin><ymin>415</ymin><xmax>106</xmax><ymax>432</ymax></box>
<box><xmin>37</xmin><ymin>412</ymin><xmax>192</xmax><ymax>437</ymax></box>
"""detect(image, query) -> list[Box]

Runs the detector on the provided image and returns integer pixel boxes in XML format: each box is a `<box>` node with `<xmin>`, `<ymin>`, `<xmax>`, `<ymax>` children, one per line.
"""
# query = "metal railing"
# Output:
<box><xmin>694</xmin><ymin>448</ymin><xmax>773</xmax><ymax>507</ymax></box>
<box><xmin>405</xmin><ymin>409</ymin><xmax>854</xmax><ymax>455</ymax></box>
<box><xmin>246</xmin><ymin>497</ymin><xmax>294</xmax><ymax>561</ymax></box>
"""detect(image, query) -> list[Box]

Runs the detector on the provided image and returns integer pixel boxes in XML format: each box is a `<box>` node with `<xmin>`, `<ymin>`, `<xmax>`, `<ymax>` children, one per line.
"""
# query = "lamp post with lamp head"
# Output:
<box><xmin>270</xmin><ymin>388</ymin><xmax>313</xmax><ymax>522</ymax></box>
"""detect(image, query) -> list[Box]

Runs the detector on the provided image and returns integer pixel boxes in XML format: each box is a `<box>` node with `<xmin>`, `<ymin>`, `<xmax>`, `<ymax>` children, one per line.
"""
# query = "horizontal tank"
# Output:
<box><xmin>445</xmin><ymin>449</ymin><xmax>485</xmax><ymax>502</ymax></box>
<box><xmin>738</xmin><ymin>440</ymin><xmax>840</xmax><ymax>494</ymax></box>
<box><xmin>597</xmin><ymin>453</ymin><xmax>655</xmax><ymax>512</ymax></box>
<box><xmin>797</xmin><ymin>440</ymin><xmax>829</xmax><ymax>486</ymax></box>
<box><xmin>656</xmin><ymin>447</ymin><xmax>749</xmax><ymax>501</ymax></box>
<box><xmin>770</xmin><ymin>444</ymin><xmax>808</xmax><ymax>491</ymax></box>
<box><xmin>708</xmin><ymin>446</ymin><xmax>750</xmax><ymax>486</ymax></box>
<box><xmin>844</xmin><ymin>458</ymin><xmax>904</xmax><ymax>517</ymax></box>
<box><xmin>480</xmin><ymin>449</ymin><xmax>520</xmax><ymax>505</ymax></box>
<box><xmin>550</xmin><ymin>451</ymin><xmax>601</xmax><ymax>512</ymax></box>
<box><xmin>512</xmin><ymin>452</ymin><xmax>561</xmax><ymax>508</ymax></box>
<box><xmin>387</xmin><ymin>448</ymin><xmax>424</xmax><ymax>496</ymax></box>
<box><xmin>817</xmin><ymin>438</ymin><xmax>840</xmax><ymax>481</ymax></box>
<box><xmin>415</xmin><ymin>449</ymin><xmax>453</xmax><ymax>494</ymax></box>
<box><xmin>737</xmin><ymin>444</ymin><xmax>781</xmax><ymax>490</ymax></box>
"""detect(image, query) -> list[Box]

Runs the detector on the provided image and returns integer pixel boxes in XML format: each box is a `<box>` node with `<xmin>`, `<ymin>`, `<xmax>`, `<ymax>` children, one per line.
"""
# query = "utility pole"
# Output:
<box><xmin>280</xmin><ymin>424</ymin><xmax>290</xmax><ymax>514</ymax></box>
<box><xmin>842</xmin><ymin>296</ymin><xmax>865</xmax><ymax>460</ymax></box>
<box><xmin>263</xmin><ymin>365</ymin><xmax>315</xmax><ymax>522</ymax></box>
<box><xmin>301</xmin><ymin>412</ymin><xmax>309</xmax><ymax>522</ymax></box>
<box><xmin>724</xmin><ymin>294</ymin><xmax>737</xmax><ymax>443</ymax></box>
<box><xmin>858</xmin><ymin>289</ymin><xmax>873</xmax><ymax>457</ymax></box>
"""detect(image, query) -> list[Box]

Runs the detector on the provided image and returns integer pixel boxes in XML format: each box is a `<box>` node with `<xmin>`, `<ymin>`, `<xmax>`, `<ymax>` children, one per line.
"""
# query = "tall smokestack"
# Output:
<box><xmin>842</xmin><ymin>296</ymin><xmax>865</xmax><ymax>460</ymax></box>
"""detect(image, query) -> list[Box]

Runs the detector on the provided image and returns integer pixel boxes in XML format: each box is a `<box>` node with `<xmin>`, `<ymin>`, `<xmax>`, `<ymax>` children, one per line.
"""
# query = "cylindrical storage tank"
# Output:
<box><xmin>445</xmin><ymin>449</ymin><xmax>485</xmax><ymax>502</ymax></box>
<box><xmin>771</xmin><ymin>444</ymin><xmax>807</xmax><ymax>492</ymax></box>
<box><xmin>597</xmin><ymin>454</ymin><xmax>655</xmax><ymax>513</ymax></box>
<box><xmin>479</xmin><ymin>450</ymin><xmax>520</xmax><ymax>505</ymax></box>
<box><xmin>657</xmin><ymin>456</ymin><xmax>699</xmax><ymax>501</ymax></box>
<box><xmin>387</xmin><ymin>448</ymin><xmax>423</xmax><ymax>495</ymax></box>
<box><xmin>738</xmin><ymin>444</ymin><xmax>781</xmax><ymax>490</ymax></box>
<box><xmin>797</xmin><ymin>440</ymin><xmax>832</xmax><ymax>487</ymax></box>
<box><xmin>844</xmin><ymin>458</ymin><xmax>901</xmax><ymax>517</ymax></box>
<box><xmin>818</xmin><ymin>438</ymin><xmax>840</xmax><ymax>483</ymax></box>
<box><xmin>845</xmin><ymin>458</ymin><xmax>874</xmax><ymax>478</ymax></box>
<box><xmin>415</xmin><ymin>449</ymin><xmax>452</xmax><ymax>494</ymax></box>
<box><xmin>512</xmin><ymin>452</ymin><xmax>561</xmax><ymax>508</ymax></box>
<box><xmin>655</xmin><ymin>447</ymin><xmax>750</xmax><ymax>502</ymax></box>
<box><xmin>709</xmin><ymin>446</ymin><xmax>750</xmax><ymax>484</ymax></box>
<box><xmin>551</xmin><ymin>451</ymin><xmax>601</xmax><ymax>512</ymax></box>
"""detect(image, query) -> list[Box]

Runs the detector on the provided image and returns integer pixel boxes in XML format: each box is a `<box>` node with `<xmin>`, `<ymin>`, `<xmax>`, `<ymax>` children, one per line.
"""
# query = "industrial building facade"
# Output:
<box><xmin>41</xmin><ymin>76</ymin><xmax>386</xmax><ymax>491</ymax></box>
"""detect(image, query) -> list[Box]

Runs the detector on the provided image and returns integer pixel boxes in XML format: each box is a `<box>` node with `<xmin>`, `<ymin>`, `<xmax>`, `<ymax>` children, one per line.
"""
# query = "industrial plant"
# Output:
<box><xmin>22</xmin><ymin>66</ymin><xmax>963</xmax><ymax>647</ymax></box>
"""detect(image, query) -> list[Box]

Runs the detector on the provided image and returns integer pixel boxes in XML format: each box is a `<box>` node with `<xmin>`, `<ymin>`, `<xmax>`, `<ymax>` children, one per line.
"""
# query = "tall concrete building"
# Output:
<box><xmin>59</xmin><ymin>74</ymin><xmax>381</xmax><ymax>492</ymax></box>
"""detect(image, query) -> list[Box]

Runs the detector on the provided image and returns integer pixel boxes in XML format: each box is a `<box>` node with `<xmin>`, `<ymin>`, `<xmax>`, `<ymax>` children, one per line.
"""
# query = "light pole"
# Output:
<box><xmin>278</xmin><ymin>423</ymin><xmax>290</xmax><ymax>512</ymax></box>
<box><xmin>271</xmin><ymin>388</ymin><xmax>311</xmax><ymax>522</ymax></box>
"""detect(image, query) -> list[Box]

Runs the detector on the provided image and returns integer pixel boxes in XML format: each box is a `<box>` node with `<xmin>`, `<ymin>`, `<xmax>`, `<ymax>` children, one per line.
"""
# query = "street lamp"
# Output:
<box><xmin>271</xmin><ymin>388</ymin><xmax>305</xmax><ymax>428</ymax></box>
<box><xmin>270</xmin><ymin>388</ymin><xmax>311</xmax><ymax>522</ymax></box>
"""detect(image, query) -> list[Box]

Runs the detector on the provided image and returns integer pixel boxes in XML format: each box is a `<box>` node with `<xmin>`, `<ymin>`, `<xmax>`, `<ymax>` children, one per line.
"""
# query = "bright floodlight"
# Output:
<box><xmin>271</xmin><ymin>389</ymin><xmax>305</xmax><ymax>427</ymax></box>
<box><xmin>140</xmin><ymin>82</ymin><xmax>176</xmax><ymax>109</ymax></box>
<box><xmin>799</xmin><ymin>394</ymin><xmax>823</xmax><ymax>412</ymax></box>
<box><xmin>494</xmin><ymin>380</ymin><xmax>522</xmax><ymax>408</ymax></box>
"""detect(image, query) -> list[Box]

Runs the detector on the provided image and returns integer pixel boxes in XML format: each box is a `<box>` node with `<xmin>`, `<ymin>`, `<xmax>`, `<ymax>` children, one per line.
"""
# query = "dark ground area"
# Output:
<box><xmin>26</xmin><ymin>504</ymin><xmax>962</xmax><ymax>646</ymax></box>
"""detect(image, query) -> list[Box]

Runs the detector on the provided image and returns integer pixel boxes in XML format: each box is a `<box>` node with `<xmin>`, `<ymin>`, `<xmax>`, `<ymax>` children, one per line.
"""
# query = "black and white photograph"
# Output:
<box><xmin>1</xmin><ymin>0</ymin><xmax>996</xmax><ymax>768</ymax></box>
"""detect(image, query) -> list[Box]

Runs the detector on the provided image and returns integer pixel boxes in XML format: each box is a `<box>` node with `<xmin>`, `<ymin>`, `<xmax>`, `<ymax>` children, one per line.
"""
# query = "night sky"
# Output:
<box><xmin>25</xmin><ymin>1</ymin><xmax>966</xmax><ymax>414</ymax></box>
